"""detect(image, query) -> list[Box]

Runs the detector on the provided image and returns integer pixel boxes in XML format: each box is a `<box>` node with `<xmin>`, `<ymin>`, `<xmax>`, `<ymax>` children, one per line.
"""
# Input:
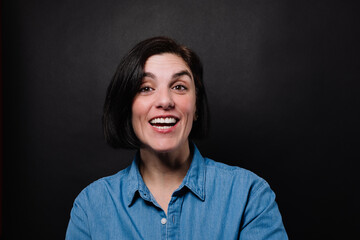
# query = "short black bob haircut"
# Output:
<box><xmin>103</xmin><ymin>36</ymin><xmax>209</xmax><ymax>149</ymax></box>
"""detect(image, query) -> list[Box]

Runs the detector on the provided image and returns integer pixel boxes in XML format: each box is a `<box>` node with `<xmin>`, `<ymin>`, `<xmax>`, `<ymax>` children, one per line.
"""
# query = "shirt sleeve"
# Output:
<box><xmin>239</xmin><ymin>181</ymin><xmax>288</xmax><ymax>240</ymax></box>
<box><xmin>65</xmin><ymin>193</ymin><xmax>91</xmax><ymax>240</ymax></box>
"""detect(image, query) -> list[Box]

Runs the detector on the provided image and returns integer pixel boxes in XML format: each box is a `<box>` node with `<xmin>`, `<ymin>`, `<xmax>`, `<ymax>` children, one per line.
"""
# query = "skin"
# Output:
<box><xmin>131</xmin><ymin>53</ymin><xmax>197</xmax><ymax>214</ymax></box>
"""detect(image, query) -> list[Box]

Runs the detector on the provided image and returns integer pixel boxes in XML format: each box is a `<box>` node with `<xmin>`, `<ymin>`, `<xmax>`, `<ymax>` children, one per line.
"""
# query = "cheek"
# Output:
<box><xmin>131</xmin><ymin>99</ymin><xmax>147</xmax><ymax>126</ymax></box>
<box><xmin>132</xmin><ymin>97</ymin><xmax>148</xmax><ymax>113</ymax></box>
<box><xmin>176</xmin><ymin>95</ymin><xmax>197</xmax><ymax>117</ymax></box>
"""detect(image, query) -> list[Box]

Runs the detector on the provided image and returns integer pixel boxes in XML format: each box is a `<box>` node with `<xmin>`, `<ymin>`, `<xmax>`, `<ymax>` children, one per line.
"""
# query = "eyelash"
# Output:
<box><xmin>139</xmin><ymin>86</ymin><xmax>154</xmax><ymax>92</ymax></box>
<box><xmin>172</xmin><ymin>85</ymin><xmax>187</xmax><ymax>91</ymax></box>
<box><xmin>139</xmin><ymin>85</ymin><xmax>187</xmax><ymax>93</ymax></box>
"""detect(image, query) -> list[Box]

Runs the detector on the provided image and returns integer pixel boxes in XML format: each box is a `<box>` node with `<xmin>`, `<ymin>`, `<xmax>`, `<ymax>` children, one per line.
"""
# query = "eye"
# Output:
<box><xmin>172</xmin><ymin>85</ymin><xmax>187</xmax><ymax>91</ymax></box>
<box><xmin>139</xmin><ymin>86</ymin><xmax>154</xmax><ymax>92</ymax></box>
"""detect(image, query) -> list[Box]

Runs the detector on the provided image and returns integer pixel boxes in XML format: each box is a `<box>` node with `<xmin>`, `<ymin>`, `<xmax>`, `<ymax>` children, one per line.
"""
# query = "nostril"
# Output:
<box><xmin>158</xmin><ymin>103</ymin><xmax>175</xmax><ymax>110</ymax></box>
<box><xmin>156</xmin><ymin>97</ymin><xmax>175</xmax><ymax>109</ymax></box>
<box><xmin>154</xmin><ymin>89</ymin><xmax>175</xmax><ymax>110</ymax></box>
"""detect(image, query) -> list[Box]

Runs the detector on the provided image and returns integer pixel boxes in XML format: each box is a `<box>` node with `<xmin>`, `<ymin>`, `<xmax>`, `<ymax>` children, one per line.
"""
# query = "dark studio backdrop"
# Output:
<box><xmin>1</xmin><ymin>0</ymin><xmax>359</xmax><ymax>239</ymax></box>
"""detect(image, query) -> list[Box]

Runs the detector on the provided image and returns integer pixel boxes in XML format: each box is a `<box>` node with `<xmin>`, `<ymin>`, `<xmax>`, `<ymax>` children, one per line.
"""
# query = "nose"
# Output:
<box><xmin>155</xmin><ymin>88</ymin><xmax>175</xmax><ymax>110</ymax></box>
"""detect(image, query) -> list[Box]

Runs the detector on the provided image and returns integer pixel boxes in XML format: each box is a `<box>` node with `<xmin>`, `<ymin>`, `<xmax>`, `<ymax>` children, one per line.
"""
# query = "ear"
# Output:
<box><xmin>194</xmin><ymin>111</ymin><xmax>198</xmax><ymax>121</ymax></box>
<box><xmin>193</xmin><ymin>101</ymin><xmax>198</xmax><ymax>121</ymax></box>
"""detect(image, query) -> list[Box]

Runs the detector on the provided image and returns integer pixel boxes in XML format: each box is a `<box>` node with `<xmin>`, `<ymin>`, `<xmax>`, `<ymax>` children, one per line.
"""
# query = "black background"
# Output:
<box><xmin>2</xmin><ymin>0</ymin><xmax>359</xmax><ymax>239</ymax></box>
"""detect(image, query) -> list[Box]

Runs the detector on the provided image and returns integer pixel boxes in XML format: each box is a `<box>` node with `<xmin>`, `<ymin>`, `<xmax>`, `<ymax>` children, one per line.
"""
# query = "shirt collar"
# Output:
<box><xmin>180</xmin><ymin>144</ymin><xmax>206</xmax><ymax>201</ymax></box>
<box><xmin>126</xmin><ymin>143</ymin><xmax>206</xmax><ymax>206</ymax></box>
<box><xmin>126</xmin><ymin>152</ymin><xmax>152</xmax><ymax>206</ymax></box>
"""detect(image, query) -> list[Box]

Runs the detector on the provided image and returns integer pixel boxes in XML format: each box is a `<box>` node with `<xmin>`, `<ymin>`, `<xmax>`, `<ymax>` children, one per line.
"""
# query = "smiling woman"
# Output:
<box><xmin>132</xmin><ymin>54</ymin><xmax>197</xmax><ymax>154</ymax></box>
<box><xmin>65</xmin><ymin>37</ymin><xmax>288</xmax><ymax>239</ymax></box>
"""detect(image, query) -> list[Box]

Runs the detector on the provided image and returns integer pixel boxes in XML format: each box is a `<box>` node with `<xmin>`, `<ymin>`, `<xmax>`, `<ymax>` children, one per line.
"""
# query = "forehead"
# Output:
<box><xmin>144</xmin><ymin>53</ymin><xmax>191</xmax><ymax>76</ymax></box>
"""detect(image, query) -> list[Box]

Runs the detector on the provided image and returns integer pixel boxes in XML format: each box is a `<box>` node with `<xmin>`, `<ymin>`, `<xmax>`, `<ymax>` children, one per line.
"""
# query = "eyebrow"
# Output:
<box><xmin>143</xmin><ymin>70</ymin><xmax>193</xmax><ymax>80</ymax></box>
<box><xmin>173</xmin><ymin>70</ymin><xmax>193</xmax><ymax>80</ymax></box>
<box><xmin>143</xmin><ymin>72</ymin><xmax>155</xmax><ymax>78</ymax></box>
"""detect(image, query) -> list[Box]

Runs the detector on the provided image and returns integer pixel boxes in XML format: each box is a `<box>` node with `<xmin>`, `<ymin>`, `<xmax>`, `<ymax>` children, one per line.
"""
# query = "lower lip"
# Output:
<box><xmin>150</xmin><ymin>121</ymin><xmax>179</xmax><ymax>133</ymax></box>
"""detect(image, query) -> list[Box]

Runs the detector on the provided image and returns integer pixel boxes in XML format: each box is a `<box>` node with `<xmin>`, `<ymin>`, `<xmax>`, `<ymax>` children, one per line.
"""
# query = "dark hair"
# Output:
<box><xmin>103</xmin><ymin>36</ymin><xmax>209</xmax><ymax>149</ymax></box>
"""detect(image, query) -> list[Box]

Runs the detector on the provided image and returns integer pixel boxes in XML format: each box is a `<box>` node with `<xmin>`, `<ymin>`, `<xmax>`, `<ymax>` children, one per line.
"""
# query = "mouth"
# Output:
<box><xmin>149</xmin><ymin>116</ymin><xmax>179</xmax><ymax>130</ymax></box>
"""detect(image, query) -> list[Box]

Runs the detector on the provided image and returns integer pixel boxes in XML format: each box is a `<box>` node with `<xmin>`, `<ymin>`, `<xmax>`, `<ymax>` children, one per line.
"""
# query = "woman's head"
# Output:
<box><xmin>103</xmin><ymin>36</ymin><xmax>209</xmax><ymax>149</ymax></box>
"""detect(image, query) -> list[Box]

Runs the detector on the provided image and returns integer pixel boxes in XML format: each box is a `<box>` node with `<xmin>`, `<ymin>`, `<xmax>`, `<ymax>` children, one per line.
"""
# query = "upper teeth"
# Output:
<box><xmin>150</xmin><ymin>117</ymin><xmax>177</xmax><ymax>124</ymax></box>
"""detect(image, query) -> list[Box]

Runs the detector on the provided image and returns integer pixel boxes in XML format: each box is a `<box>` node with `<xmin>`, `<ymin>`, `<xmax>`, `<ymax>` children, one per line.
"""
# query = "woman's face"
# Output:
<box><xmin>132</xmin><ymin>53</ymin><xmax>197</xmax><ymax>153</ymax></box>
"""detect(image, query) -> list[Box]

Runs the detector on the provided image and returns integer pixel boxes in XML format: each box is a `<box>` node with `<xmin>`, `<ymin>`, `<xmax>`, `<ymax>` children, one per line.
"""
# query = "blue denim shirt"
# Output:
<box><xmin>66</xmin><ymin>145</ymin><xmax>288</xmax><ymax>239</ymax></box>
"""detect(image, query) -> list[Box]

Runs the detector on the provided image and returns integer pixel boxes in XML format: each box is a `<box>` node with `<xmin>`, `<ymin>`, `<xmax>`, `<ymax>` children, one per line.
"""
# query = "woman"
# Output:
<box><xmin>66</xmin><ymin>37</ymin><xmax>288</xmax><ymax>239</ymax></box>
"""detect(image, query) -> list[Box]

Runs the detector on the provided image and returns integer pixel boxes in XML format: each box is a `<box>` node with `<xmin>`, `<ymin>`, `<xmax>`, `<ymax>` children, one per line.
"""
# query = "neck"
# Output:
<box><xmin>138</xmin><ymin>141</ymin><xmax>193</xmax><ymax>215</ymax></box>
<box><xmin>139</xmin><ymin>141</ymin><xmax>192</xmax><ymax>188</ymax></box>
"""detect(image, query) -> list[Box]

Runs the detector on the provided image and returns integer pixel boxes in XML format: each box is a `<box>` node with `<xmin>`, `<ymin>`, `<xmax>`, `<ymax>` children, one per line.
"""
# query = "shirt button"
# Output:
<box><xmin>161</xmin><ymin>218</ymin><xmax>167</xmax><ymax>225</ymax></box>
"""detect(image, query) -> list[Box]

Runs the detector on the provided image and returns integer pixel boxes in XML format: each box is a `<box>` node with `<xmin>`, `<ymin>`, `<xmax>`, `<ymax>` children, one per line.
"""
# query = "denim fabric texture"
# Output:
<box><xmin>66</xmin><ymin>145</ymin><xmax>288</xmax><ymax>239</ymax></box>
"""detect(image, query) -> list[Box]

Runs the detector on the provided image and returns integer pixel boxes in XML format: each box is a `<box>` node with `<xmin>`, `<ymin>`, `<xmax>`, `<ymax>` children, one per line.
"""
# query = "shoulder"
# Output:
<box><xmin>73</xmin><ymin>166</ymin><xmax>131</xmax><ymax>207</ymax></box>
<box><xmin>66</xmin><ymin>166</ymin><xmax>135</xmax><ymax>239</ymax></box>
<box><xmin>204</xmin><ymin>158</ymin><xmax>269</xmax><ymax>195</ymax></box>
<box><xmin>204</xmin><ymin>158</ymin><xmax>265</xmax><ymax>182</ymax></box>
<box><xmin>201</xmin><ymin>159</ymin><xmax>288</xmax><ymax>239</ymax></box>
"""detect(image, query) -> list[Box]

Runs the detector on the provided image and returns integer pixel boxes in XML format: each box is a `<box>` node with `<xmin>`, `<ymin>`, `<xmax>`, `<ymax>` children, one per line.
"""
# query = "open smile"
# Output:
<box><xmin>149</xmin><ymin>116</ymin><xmax>179</xmax><ymax>130</ymax></box>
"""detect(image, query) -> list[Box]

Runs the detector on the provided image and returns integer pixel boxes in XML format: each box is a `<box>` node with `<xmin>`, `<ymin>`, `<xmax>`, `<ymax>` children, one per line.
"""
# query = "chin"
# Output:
<box><xmin>145</xmin><ymin>138</ymin><xmax>187</xmax><ymax>154</ymax></box>
<box><xmin>150</xmin><ymin>143</ymin><xmax>178</xmax><ymax>153</ymax></box>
